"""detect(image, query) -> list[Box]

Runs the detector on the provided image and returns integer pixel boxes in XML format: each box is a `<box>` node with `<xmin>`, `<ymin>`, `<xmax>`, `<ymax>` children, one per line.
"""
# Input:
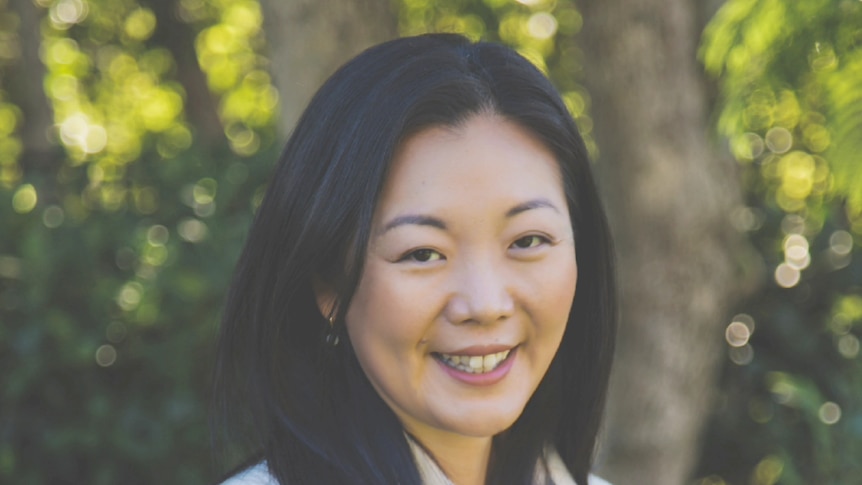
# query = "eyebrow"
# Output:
<box><xmin>379</xmin><ymin>198</ymin><xmax>560</xmax><ymax>235</ymax></box>
<box><xmin>381</xmin><ymin>214</ymin><xmax>447</xmax><ymax>234</ymax></box>
<box><xmin>505</xmin><ymin>198</ymin><xmax>561</xmax><ymax>218</ymax></box>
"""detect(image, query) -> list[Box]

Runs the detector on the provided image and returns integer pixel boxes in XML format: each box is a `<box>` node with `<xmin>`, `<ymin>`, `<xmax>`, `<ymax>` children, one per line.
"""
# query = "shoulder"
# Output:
<box><xmin>587</xmin><ymin>473</ymin><xmax>613</xmax><ymax>485</ymax></box>
<box><xmin>219</xmin><ymin>462</ymin><xmax>278</xmax><ymax>485</ymax></box>
<box><xmin>544</xmin><ymin>447</ymin><xmax>612</xmax><ymax>485</ymax></box>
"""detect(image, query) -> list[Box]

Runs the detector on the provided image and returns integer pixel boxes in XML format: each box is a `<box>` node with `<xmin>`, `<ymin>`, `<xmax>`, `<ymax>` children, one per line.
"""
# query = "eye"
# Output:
<box><xmin>399</xmin><ymin>248</ymin><xmax>444</xmax><ymax>263</ymax></box>
<box><xmin>511</xmin><ymin>235</ymin><xmax>550</xmax><ymax>250</ymax></box>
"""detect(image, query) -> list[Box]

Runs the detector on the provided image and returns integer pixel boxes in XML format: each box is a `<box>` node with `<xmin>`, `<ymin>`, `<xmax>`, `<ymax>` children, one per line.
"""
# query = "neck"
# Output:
<box><xmin>408</xmin><ymin>428</ymin><xmax>492</xmax><ymax>485</ymax></box>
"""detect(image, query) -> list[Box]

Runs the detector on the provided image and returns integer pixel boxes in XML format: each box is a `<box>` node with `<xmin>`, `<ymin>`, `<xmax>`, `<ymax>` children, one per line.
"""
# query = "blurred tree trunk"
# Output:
<box><xmin>8</xmin><ymin>0</ymin><xmax>58</xmax><ymax>176</ymax></box>
<box><xmin>147</xmin><ymin>0</ymin><xmax>224</xmax><ymax>147</ymax></box>
<box><xmin>578</xmin><ymin>1</ymin><xmax>751</xmax><ymax>484</ymax></box>
<box><xmin>257</xmin><ymin>0</ymin><xmax>397</xmax><ymax>135</ymax></box>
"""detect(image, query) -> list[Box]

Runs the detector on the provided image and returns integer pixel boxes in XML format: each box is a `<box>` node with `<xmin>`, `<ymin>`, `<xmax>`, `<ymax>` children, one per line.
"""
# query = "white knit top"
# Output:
<box><xmin>221</xmin><ymin>445</ymin><xmax>612</xmax><ymax>485</ymax></box>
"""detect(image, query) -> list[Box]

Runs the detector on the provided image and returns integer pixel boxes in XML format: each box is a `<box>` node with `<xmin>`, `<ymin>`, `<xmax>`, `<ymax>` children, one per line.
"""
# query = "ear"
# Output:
<box><xmin>312</xmin><ymin>275</ymin><xmax>338</xmax><ymax>319</ymax></box>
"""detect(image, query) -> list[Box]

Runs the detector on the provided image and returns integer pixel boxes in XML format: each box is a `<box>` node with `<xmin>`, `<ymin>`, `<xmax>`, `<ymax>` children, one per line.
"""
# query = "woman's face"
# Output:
<box><xmin>343</xmin><ymin>114</ymin><xmax>577</xmax><ymax>443</ymax></box>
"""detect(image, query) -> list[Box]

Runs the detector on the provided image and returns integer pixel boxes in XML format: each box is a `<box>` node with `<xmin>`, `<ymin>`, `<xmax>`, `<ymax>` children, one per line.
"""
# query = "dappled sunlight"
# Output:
<box><xmin>193</xmin><ymin>0</ymin><xmax>276</xmax><ymax>155</ymax></box>
<box><xmin>11</xmin><ymin>183</ymin><xmax>37</xmax><ymax>213</ymax></box>
<box><xmin>725</xmin><ymin>321</ymin><xmax>751</xmax><ymax>348</ymax></box>
<box><xmin>49</xmin><ymin>0</ymin><xmax>88</xmax><ymax>27</ymax></box>
<box><xmin>672</xmin><ymin>2</ymin><xmax>862</xmax><ymax>479</ymax></box>
<box><xmin>702</xmin><ymin>0</ymin><xmax>862</xmax><ymax>223</ymax></box>
<box><xmin>726</xmin><ymin>314</ymin><xmax>755</xmax><ymax>366</ymax></box>
<box><xmin>94</xmin><ymin>343</ymin><xmax>117</xmax><ymax>367</ymax></box>
<box><xmin>0</xmin><ymin>0</ymin><xmax>280</xmax><ymax>216</ymax></box>
<box><xmin>398</xmin><ymin>0</ymin><xmax>596</xmax><ymax>156</ymax></box>
<box><xmin>0</xmin><ymin>0</ymin><xmax>859</xmax><ymax>483</ymax></box>
<box><xmin>773</xmin><ymin>262</ymin><xmax>800</xmax><ymax>288</ymax></box>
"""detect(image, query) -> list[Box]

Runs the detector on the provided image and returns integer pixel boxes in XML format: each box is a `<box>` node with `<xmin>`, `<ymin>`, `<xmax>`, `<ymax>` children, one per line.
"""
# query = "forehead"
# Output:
<box><xmin>375</xmin><ymin>115</ymin><xmax>566</xmax><ymax>221</ymax></box>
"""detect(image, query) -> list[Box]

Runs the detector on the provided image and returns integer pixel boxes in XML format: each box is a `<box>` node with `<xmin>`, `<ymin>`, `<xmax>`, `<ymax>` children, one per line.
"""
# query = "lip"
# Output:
<box><xmin>434</xmin><ymin>346</ymin><xmax>518</xmax><ymax>386</ymax></box>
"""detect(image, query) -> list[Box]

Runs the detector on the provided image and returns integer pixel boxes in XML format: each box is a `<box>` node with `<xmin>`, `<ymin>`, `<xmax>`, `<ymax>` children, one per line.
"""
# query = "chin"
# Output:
<box><xmin>441</xmin><ymin>407</ymin><xmax>524</xmax><ymax>438</ymax></box>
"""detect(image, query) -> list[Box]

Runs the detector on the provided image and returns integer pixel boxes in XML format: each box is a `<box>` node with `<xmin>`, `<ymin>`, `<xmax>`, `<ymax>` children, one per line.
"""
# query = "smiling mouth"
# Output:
<box><xmin>433</xmin><ymin>349</ymin><xmax>513</xmax><ymax>374</ymax></box>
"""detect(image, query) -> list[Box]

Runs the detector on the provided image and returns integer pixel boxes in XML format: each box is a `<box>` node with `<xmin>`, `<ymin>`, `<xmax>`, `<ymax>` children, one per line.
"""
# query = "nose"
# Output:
<box><xmin>444</xmin><ymin>256</ymin><xmax>515</xmax><ymax>325</ymax></box>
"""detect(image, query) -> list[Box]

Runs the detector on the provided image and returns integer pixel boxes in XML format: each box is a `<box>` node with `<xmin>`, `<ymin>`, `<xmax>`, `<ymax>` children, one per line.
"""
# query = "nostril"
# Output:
<box><xmin>445</xmin><ymin>261</ymin><xmax>515</xmax><ymax>324</ymax></box>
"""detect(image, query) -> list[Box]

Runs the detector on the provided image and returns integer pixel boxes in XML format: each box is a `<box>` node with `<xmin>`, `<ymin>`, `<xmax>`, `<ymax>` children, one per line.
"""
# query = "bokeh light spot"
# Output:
<box><xmin>818</xmin><ymin>401</ymin><xmax>841</xmax><ymax>425</ymax></box>
<box><xmin>783</xmin><ymin>234</ymin><xmax>810</xmax><ymax>270</ymax></box>
<box><xmin>802</xmin><ymin>123</ymin><xmax>830</xmax><ymax>152</ymax></box>
<box><xmin>50</xmin><ymin>0</ymin><xmax>88</xmax><ymax>27</ymax></box>
<box><xmin>12</xmin><ymin>184</ymin><xmax>37</xmax><ymax>213</ymax></box>
<box><xmin>829</xmin><ymin>230</ymin><xmax>853</xmax><ymax>255</ymax></box>
<box><xmin>730</xmin><ymin>206</ymin><xmax>764</xmax><ymax>232</ymax></box>
<box><xmin>765</xmin><ymin>127</ymin><xmax>792</xmax><ymax>154</ymax></box>
<box><xmin>115</xmin><ymin>247</ymin><xmax>136</xmax><ymax>271</ymax></box>
<box><xmin>125</xmin><ymin>8</ymin><xmax>157</xmax><ymax>41</ymax></box>
<box><xmin>117</xmin><ymin>282</ymin><xmax>143</xmax><ymax>311</ymax></box>
<box><xmin>194</xmin><ymin>201</ymin><xmax>216</xmax><ymax>218</ymax></box>
<box><xmin>783</xmin><ymin>234</ymin><xmax>808</xmax><ymax>253</ymax></box>
<box><xmin>774</xmin><ymin>263</ymin><xmax>800</xmax><ymax>288</ymax></box>
<box><xmin>780</xmin><ymin>214</ymin><xmax>806</xmax><ymax>235</ymax></box>
<box><xmin>47</xmin><ymin>74</ymin><xmax>78</xmax><ymax>101</ymax></box>
<box><xmin>729</xmin><ymin>344</ymin><xmax>754</xmax><ymax>365</ymax></box>
<box><xmin>59</xmin><ymin>113</ymin><xmax>108</xmax><ymax>154</ymax></box>
<box><xmin>192</xmin><ymin>178</ymin><xmax>217</xmax><ymax>205</ymax></box>
<box><xmin>752</xmin><ymin>455</ymin><xmax>783</xmax><ymax>485</ymax></box>
<box><xmin>831</xmin><ymin>313</ymin><xmax>851</xmax><ymax>335</ymax></box>
<box><xmin>732</xmin><ymin>313</ymin><xmax>755</xmax><ymax>332</ymax></box>
<box><xmin>95</xmin><ymin>344</ymin><xmax>117</xmax><ymax>367</ymax></box>
<box><xmin>42</xmin><ymin>205</ymin><xmax>65</xmax><ymax>228</ymax></box>
<box><xmin>177</xmin><ymin>218</ymin><xmax>208</xmax><ymax>243</ymax></box>
<box><xmin>527</xmin><ymin>12</ymin><xmax>557</xmax><ymax>40</ymax></box>
<box><xmin>143</xmin><ymin>245</ymin><xmax>168</xmax><ymax>266</ymax></box>
<box><xmin>837</xmin><ymin>334</ymin><xmax>859</xmax><ymax>359</ymax></box>
<box><xmin>726</xmin><ymin>321</ymin><xmax>751</xmax><ymax>347</ymax></box>
<box><xmin>46</xmin><ymin>38</ymin><xmax>80</xmax><ymax>66</ymax></box>
<box><xmin>223</xmin><ymin>1</ymin><xmax>262</xmax><ymax>35</ymax></box>
<box><xmin>734</xmin><ymin>132</ymin><xmax>765</xmax><ymax>160</ymax></box>
<box><xmin>778</xmin><ymin>151</ymin><xmax>815</xmax><ymax>200</ymax></box>
<box><xmin>767</xmin><ymin>373</ymin><xmax>796</xmax><ymax>406</ymax></box>
<box><xmin>146</xmin><ymin>225</ymin><xmax>169</xmax><ymax>246</ymax></box>
<box><xmin>696</xmin><ymin>475</ymin><xmax>727</xmax><ymax>485</ymax></box>
<box><xmin>0</xmin><ymin>104</ymin><xmax>19</xmax><ymax>136</ymax></box>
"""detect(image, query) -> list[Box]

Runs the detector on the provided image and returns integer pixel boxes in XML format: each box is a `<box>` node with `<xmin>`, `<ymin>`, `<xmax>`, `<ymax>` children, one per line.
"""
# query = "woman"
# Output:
<box><xmin>213</xmin><ymin>33</ymin><xmax>616</xmax><ymax>485</ymax></box>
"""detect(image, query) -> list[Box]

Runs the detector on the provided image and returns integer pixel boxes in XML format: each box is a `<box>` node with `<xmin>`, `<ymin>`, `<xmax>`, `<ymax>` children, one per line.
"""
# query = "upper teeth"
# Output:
<box><xmin>438</xmin><ymin>349</ymin><xmax>511</xmax><ymax>374</ymax></box>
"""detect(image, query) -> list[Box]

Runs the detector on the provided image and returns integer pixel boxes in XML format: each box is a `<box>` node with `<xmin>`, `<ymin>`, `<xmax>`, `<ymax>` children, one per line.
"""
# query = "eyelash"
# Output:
<box><xmin>510</xmin><ymin>234</ymin><xmax>551</xmax><ymax>250</ymax></box>
<box><xmin>398</xmin><ymin>248</ymin><xmax>443</xmax><ymax>263</ymax></box>
<box><xmin>397</xmin><ymin>235</ymin><xmax>552</xmax><ymax>263</ymax></box>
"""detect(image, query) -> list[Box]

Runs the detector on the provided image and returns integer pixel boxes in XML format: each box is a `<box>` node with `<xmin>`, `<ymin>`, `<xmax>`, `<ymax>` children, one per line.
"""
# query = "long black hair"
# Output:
<box><xmin>213</xmin><ymin>33</ymin><xmax>616</xmax><ymax>485</ymax></box>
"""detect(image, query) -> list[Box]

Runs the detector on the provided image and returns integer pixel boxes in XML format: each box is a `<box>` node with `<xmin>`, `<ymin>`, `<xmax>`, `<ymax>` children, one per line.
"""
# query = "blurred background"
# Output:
<box><xmin>0</xmin><ymin>0</ymin><xmax>860</xmax><ymax>483</ymax></box>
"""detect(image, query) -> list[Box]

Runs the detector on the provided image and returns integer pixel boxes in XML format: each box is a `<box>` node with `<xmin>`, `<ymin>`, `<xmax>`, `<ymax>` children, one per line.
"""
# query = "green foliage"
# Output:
<box><xmin>41</xmin><ymin>0</ymin><xmax>192</xmax><ymax>195</ymax></box>
<box><xmin>0</xmin><ymin>144</ymin><xmax>274</xmax><ymax>483</ymax></box>
<box><xmin>398</xmin><ymin>0</ymin><xmax>596</xmax><ymax>156</ymax></box>
<box><xmin>695</xmin><ymin>213</ymin><xmax>862</xmax><ymax>484</ymax></box>
<box><xmin>701</xmin><ymin>0</ymin><xmax>862</xmax><ymax>220</ymax></box>
<box><xmin>696</xmin><ymin>1</ymin><xmax>862</xmax><ymax>484</ymax></box>
<box><xmin>1</xmin><ymin>0</ymin><xmax>861</xmax><ymax>483</ymax></box>
<box><xmin>0</xmin><ymin>0</ymin><xmax>276</xmax><ymax>482</ymax></box>
<box><xmin>188</xmin><ymin>0</ymin><xmax>278</xmax><ymax>155</ymax></box>
<box><xmin>0</xmin><ymin>94</ymin><xmax>22</xmax><ymax>188</ymax></box>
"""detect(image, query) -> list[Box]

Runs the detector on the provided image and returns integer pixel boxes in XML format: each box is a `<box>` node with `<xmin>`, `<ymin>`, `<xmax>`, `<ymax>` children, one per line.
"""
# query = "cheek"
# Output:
<box><xmin>529</xmin><ymin>254</ymin><xmax>577</xmax><ymax>353</ymax></box>
<box><xmin>534</xmin><ymin>251</ymin><xmax>578</xmax><ymax>316</ymax></box>
<box><xmin>344</xmin><ymin>265</ymin><xmax>430</xmax><ymax>359</ymax></box>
